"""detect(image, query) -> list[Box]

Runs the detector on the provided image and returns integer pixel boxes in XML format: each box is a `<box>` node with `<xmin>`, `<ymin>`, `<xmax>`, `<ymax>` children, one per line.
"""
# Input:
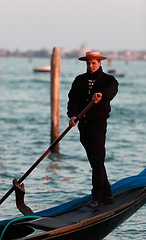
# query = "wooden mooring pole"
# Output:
<box><xmin>50</xmin><ymin>47</ymin><xmax>61</xmax><ymax>153</ymax></box>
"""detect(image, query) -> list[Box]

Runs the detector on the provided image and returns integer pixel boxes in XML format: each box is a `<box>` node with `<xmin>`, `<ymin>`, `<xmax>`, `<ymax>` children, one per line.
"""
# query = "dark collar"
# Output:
<box><xmin>87</xmin><ymin>66</ymin><xmax>103</xmax><ymax>80</ymax></box>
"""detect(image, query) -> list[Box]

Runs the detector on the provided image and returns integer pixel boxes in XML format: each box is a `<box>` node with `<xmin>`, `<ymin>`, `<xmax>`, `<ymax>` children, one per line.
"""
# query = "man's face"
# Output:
<box><xmin>86</xmin><ymin>59</ymin><xmax>101</xmax><ymax>73</ymax></box>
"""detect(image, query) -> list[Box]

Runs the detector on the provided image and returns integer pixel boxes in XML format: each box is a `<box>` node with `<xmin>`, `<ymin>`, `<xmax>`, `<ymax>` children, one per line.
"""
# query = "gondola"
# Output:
<box><xmin>0</xmin><ymin>169</ymin><xmax>145</xmax><ymax>240</ymax></box>
<box><xmin>107</xmin><ymin>69</ymin><xmax>126</xmax><ymax>77</ymax></box>
<box><xmin>33</xmin><ymin>66</ymin><xmax>51</xmax><ymax>72</ymax></box>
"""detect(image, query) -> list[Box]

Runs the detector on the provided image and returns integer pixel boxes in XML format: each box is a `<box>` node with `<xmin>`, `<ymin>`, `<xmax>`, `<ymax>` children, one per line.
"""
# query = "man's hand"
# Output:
<box><xmin>92</xmin><ymin>93</ymin><xmax>102</xmax><ymax>103</ymax></box>
<box><xmin>69</xmin><ymin>116</ymin><xmax>78</xmax><ymax>127</ymax></box>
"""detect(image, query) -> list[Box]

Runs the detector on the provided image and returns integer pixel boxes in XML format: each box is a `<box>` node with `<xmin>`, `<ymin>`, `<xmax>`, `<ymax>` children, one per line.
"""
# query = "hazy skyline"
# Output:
<box><xmin>0</xmin><ymin>0</ymin><xmax>145</xmax><ymax>51</ymax></box>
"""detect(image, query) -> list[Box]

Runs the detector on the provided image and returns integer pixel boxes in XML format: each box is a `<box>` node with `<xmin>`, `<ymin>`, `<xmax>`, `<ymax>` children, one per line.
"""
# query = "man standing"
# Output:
<box><xmin>67</xmin><ymin>52</ymin><xmax>118</xmax><ymax>209</ymax></box>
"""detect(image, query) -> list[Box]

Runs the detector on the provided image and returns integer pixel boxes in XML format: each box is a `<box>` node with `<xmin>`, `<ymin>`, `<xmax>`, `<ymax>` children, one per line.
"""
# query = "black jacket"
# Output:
<box><xmin>67</xmin><ymin>66</ymin><xmax>118</xmax><ymax>120</ymax></box>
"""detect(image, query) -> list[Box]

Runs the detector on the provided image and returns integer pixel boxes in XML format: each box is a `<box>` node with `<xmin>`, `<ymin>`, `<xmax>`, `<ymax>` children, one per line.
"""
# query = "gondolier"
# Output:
<box><xmin>67</xmin><ymin>51</ymin><xmax>119</xmax><ymax>209</ymax></box>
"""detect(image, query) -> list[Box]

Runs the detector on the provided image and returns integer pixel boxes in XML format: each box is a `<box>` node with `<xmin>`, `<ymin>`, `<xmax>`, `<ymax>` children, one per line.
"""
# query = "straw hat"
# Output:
<box><xmin>79</xmin><ymin>51</ymin><xmax>107</xmax><ymax>61</ymax></box>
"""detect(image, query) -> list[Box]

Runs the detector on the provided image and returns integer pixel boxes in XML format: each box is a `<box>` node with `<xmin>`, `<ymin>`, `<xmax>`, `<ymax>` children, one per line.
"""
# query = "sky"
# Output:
<box><xmin>0</xmin><ymin>0</ymin><xmax>146</xmax><ymax>52</ymax></box>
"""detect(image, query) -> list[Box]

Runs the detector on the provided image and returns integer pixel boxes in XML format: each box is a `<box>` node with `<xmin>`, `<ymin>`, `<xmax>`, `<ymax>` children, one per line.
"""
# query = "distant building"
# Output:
<box><xmin>0</xmin><ymin>49</ymin><xmax>8</xmax><ymax>57</ymax></box>
<box><xmin>0</xmin><ymin>47</ymin><xmax>146</xmax><ymax>60</ymax></box>
<box><xmin>59</xmin><ymin>48</ymin><xmax>69</xmax><ymax>58</ymax></box>
<box><xmin>80</xmin><ymin>43</ymin><xmax>90</xmax><ymax>56</ymax></box>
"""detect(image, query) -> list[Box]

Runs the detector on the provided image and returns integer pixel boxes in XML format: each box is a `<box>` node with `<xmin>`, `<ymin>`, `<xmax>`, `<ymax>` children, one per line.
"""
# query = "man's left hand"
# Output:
<box><xmin>92</xmin><ymin>93</ymin><xmax>102</xmax><ymax>103</ymax></box>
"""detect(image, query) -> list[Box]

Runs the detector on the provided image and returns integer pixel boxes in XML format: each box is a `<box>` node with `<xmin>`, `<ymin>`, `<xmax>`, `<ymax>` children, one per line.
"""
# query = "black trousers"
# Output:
<box><xmin>78</xmin><ymin>119</ymin><xmax>112</xmax><ymax>202</ymax></box>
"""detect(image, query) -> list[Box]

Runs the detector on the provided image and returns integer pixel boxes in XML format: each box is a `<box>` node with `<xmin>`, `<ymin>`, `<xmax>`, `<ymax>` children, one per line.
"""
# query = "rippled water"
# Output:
<box><xmin>0</xmin><ymin>57</ymin><xmax>145</xmax><ymax>239</ymax></box>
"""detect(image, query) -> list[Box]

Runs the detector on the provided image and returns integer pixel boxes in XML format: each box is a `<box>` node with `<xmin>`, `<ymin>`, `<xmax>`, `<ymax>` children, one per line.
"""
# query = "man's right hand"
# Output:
<box><xmin>92</xmin><ymin>92</ymin><xmax>102</xmax><ymax>103</ymax></box>
<box><xmin>69</xmin><ymin>116</ymin><xmax>78</xmax><ymax>127</ymax></box>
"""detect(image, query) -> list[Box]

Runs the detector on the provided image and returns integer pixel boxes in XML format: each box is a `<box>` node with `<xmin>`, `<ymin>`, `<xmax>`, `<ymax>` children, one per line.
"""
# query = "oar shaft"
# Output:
<box><xmin>0</xmin><ymin>100</ymin><xmax>94</xmax><ymax>205</ymax></box>
<box><xmin>75</xmin><ymin>100</ymin><xmax>94</xmax><ymax>122</ymax></box>
<box><xmin>0</xmin><ymin>126</ymin><xmax>71</xmax><ymax>205</ymax></box>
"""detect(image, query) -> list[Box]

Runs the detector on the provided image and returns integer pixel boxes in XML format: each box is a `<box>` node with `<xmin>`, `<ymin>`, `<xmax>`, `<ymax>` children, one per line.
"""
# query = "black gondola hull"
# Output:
<box><xmin>3</xmin><ymin>187</ymin><xmax>145</xmax><ymax>240</ymax></box>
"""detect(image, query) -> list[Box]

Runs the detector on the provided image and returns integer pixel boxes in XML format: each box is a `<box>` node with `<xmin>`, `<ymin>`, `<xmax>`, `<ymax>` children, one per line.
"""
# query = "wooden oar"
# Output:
<box><xmin>0</xmin><ymin>100</ymin><xmax>94</xmax><ymax>205</ymax></box>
